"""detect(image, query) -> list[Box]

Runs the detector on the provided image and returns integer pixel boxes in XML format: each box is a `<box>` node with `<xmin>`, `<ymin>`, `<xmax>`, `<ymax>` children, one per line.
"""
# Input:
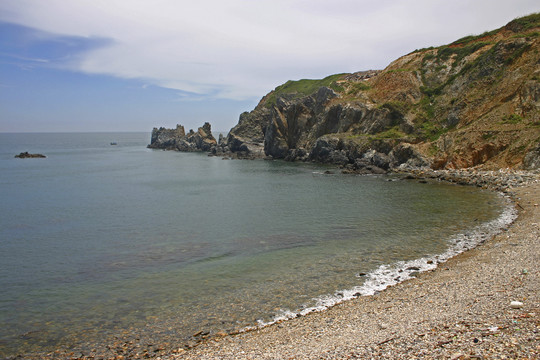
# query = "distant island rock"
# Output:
<box><xmin>148</xmin><ymin>122</ymin><xmax>217</xmax><ymax>152</ymax></box>
<box><xmin>15</xmin><ymin>152</ymin><xmax>46</xmax><ymax>158</ymax></box>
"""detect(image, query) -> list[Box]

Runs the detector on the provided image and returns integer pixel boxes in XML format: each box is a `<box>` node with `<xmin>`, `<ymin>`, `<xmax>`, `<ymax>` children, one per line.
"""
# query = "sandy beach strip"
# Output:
<box><xmin>175</xmin><ymin>178</ymin><xmax>539</xmax><ymax>359</ymax></box>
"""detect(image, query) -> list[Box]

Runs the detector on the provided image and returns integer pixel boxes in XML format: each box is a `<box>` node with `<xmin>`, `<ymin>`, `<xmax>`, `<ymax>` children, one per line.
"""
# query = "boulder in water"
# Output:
<box><xmin>15</xmin><ymin>152</ymin><xmax>46</xmax><ymax>158</ymax></box>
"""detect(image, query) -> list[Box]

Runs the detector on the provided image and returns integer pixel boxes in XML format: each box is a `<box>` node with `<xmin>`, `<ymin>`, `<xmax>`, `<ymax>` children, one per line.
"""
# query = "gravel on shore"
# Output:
<box><xmin>173</xmin><ymin>172</ymin><xmax>539</xmax><ymax>360</ymax></box>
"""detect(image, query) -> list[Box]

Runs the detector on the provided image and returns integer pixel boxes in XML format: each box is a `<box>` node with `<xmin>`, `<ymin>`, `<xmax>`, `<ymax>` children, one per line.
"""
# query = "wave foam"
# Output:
<box><xmin>251</xmin><ymin>193</ymin><xmax>517</xmax><ymax>330</ymax></box>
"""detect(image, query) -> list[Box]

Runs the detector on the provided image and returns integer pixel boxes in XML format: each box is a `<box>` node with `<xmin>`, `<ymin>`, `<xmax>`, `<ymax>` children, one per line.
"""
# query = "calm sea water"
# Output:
<box><xmin>0</xmin><ymin>132</ymin><xmax>510</xmax><ymax>357</ymax></box>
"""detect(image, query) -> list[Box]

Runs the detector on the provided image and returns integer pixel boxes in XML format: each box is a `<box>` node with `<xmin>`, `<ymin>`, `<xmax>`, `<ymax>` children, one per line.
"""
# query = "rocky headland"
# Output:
<box><xmin>217</xmin><ymin>14</ymin><xmax>539</xmax><ymax>174</ymax></box>
<box><xmin>153</xmin><ymin>14</ymin><xmax>539</xmax><ymax>175</ymax></box>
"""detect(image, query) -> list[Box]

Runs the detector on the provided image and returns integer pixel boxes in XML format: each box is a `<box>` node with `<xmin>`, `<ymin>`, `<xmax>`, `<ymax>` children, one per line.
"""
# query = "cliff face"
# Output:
<box><xmin>220</xmin><ymin>14</ymin><xmax>540</xmax><ymax>171</ymax></box>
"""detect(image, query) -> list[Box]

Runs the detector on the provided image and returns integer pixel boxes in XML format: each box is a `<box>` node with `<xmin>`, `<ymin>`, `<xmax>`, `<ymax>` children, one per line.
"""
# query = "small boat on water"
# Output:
<box><xmin>110</xmin><ymin>142</ymin><xmax>118</xmax><ymax>145</ymax></box>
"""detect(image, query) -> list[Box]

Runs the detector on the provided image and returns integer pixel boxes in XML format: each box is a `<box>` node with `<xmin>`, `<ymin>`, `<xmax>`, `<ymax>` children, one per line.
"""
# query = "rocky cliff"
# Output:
<box><xmin>148</xmin><ymin>122</ymin><xmax>217</xmax><ymax>152</ymax></box>
<box><xmin>217</xmin><ymin>14</ymin><xmax>540</xmax><ymax>171</ymax></box>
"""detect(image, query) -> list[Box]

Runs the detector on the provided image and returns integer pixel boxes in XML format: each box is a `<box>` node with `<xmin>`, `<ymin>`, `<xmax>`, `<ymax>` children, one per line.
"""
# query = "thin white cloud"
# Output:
<box><xmin>0</xmin><ymin>53</ymin><xmax>49</xmax><ymax>63</ymax></box>
<box><xmin>1</xmin><ymin>0</ymin><xmax>538</xmax><ymax>100</ymax></box>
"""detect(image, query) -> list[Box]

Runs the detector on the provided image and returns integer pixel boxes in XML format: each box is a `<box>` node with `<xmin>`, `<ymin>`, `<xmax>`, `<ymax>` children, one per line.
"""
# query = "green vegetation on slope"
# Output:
<box><xmin>264</xmin><ymin>73</ymin><xmax>347</xmax><ymax>107</ymax></box>
<box><xmin>412</xmin><ymin>13</ymin><xmax>539</xmax><ymax>145</ymax></box>
<box><xmin>437</xmin><ymin>41</ymin><xmax>493</xmax><ymax>64</ymax></box>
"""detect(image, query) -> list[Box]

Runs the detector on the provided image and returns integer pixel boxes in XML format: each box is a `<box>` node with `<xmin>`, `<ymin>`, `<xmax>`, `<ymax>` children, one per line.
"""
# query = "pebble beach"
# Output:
<box><xmin>174</xmin><ymin>171</ymin><xmax>539</xmax><ymax>360</ymax></box>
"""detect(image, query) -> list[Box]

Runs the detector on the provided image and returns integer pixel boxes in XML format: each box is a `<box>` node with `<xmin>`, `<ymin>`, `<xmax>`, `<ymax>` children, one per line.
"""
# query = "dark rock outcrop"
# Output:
<box><xmin>148</xmin><ymin>123</ymin><xmax>217</xmax><ymax>152</ymax></box>
<box><xmin>215</xmin><ymin>83</ymin><xmax>433</xmax><ymax>172</ymax></box>
<box><xmin>523</xmin><ymin>142</ymin><xmax>540</xmax><ymax>170</ymax></box>
<box><xmin>214</xmin><ymin>110</ymin><xmax>269</xmax><ymax>157</ymax></box>
<box><xmin>15</xmin><ymin>152</ymin><xmax>46</xmax><ymax>158</ymax></box>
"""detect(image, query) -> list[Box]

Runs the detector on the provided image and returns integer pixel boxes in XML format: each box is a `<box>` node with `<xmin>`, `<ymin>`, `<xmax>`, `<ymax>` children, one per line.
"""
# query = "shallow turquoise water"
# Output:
<box><xmin>0</xmin><ymin>132</ymin><xmax>507</xmax><ymax>356</ymax></box>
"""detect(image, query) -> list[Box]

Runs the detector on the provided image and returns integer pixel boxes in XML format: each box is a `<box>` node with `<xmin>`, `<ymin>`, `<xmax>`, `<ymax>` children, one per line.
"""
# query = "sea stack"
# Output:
<box><xmin>148</xmin><ymin>122</ymin><xmax>217</xmax><ymax>152</ymax></box>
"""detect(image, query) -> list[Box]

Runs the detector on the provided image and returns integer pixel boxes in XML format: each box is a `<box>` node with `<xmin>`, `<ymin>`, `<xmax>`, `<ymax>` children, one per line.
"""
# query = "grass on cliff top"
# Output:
<box><xmin>264</xmin><ymin>73</ymin><xmax>348</xmax><ymax>107</ymax></box>
<box><xmin>506</xmin><ymin>13</ymin><xmax>540</xmax><ymax>32</ymax></box>
<box><xmin>450</xmin><ymin>30</ymin><xmax>499</xmax><ymax>46</ymax></box>
<box><xmin>449</xmin><ymin>13</ymin><xmax>539</xmax><ymax>47</ymax></box>
<box><xmin>415</xmin><ymin>13</ymin><xmax>539</xmax><ymax>54</ymax></box>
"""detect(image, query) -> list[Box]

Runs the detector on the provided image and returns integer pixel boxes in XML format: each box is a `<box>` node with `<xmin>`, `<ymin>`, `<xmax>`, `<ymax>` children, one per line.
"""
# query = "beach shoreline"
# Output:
<box><xmin>10</xmin><ymin>169</ymin><xmax>539</xmax><ymax>359</ymax></box>
<box><xmin>173</xmin><ymin>170</ymin><xmax>539</xmax><ymax>359</ymax></box>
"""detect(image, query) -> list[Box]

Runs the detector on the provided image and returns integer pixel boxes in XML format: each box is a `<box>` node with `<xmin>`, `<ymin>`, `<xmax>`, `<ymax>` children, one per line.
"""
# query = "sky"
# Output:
<box><xmin>0</xmin><ymin>1</ymin><xmax>538</xmax><ymax>133</ymax></box>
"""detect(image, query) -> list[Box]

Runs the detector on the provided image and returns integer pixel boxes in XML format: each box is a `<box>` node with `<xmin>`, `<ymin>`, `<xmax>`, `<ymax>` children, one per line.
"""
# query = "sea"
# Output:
<box><xmin>0</xmin><ymin>132</ymin><xmax>515</xmax><ymax>357</ymax></box>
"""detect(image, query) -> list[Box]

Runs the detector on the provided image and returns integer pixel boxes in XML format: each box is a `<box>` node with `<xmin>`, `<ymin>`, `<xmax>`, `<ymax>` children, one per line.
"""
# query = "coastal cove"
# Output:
<box><xmin>180</xmin><ymin>181</ymin><xmax>539</xmax><ymax>360</ymax></box>
<box><xmin>0</xmin><ymin>132</ymin><xmax>521</xmax><ymax>359</ymax></box>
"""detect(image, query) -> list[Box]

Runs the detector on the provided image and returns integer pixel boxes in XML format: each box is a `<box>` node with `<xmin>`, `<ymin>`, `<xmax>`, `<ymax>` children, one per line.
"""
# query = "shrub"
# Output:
<box><xmin>437</xmin><ymin>41</ymin><xmax>491</xmax><ymax>64</ymax></box>
<box><xmin>505</xmin><ymin>43</ymin><xmax>532</xmax><ymax>65</ymax></box>
<box><xmin>346</xmin><ymin>81</ymin><xmax>371</xmax><ymax>95</ymax></box>
<box><xmin>419</xmin><ymin>122</ymin><xmax>448</xmax><ymax>142</ymax></box>
<box><xmin>450</xmin><ymin>29</ymin><xmax>498</xmax><ymax>46</ymax></box>
<box><xmin>370</xmin><ymin>126</ymin><xmax>406</xmax><ymax>140</ymax></box>
<box><xmin>502</xmin><ymin>114</ymin><xmax>523</xmax><ymax>124</ymax></box>
<box><xmin>379</xmin><ymin>101</ymin><xmax>411</xmax><ymax>119</ymax></box>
